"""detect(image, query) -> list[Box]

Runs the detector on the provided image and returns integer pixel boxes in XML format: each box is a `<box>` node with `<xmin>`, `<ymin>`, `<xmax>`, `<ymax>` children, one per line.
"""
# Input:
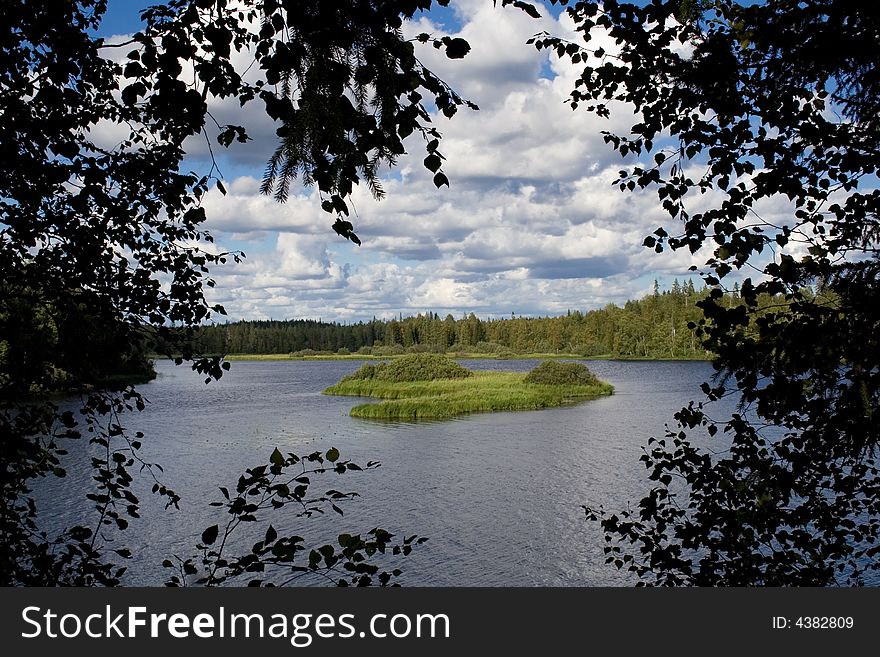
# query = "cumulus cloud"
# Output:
<box><xmin>200</xmin><ymin>177</ymin><xmax>325</xmax><ymax>237</ymax></box>
<box><xmin>134</xmin><ymin>1</ymin><xmax>720</xmax><ymax>322</ymax></box>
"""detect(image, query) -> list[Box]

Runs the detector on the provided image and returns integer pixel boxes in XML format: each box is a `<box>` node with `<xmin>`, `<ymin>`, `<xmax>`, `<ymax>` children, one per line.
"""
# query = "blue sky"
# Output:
<box><xmin>97</xmin><ymin>0</ymin><xmax>720</xmax><ymax>322</ymax></box>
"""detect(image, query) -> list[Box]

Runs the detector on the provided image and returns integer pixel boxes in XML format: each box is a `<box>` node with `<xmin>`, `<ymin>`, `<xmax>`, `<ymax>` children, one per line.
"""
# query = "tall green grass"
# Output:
<box><xmin>323</xmin><ymin>371</ymin><xmax>613</xmax><ymax>419</ymax></box>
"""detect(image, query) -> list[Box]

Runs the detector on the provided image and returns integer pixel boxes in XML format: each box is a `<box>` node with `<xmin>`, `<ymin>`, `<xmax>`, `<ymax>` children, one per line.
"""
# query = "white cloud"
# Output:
<box><xmin>163</xmin><ymin>1</ymin><xmax>723</xmax><ymax>321</ymax></box>
<box><xmin>200</xmin><ymin>176</ymin><xmax>325</xmax><ymax>237</ymax></box>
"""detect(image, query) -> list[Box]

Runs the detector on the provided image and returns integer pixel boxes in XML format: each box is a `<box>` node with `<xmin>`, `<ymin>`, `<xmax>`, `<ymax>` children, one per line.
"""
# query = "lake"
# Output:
<box><xmin>36</xmin><ymin>358</ymin><xmax>734</xmax><ymax>586</ymax></box>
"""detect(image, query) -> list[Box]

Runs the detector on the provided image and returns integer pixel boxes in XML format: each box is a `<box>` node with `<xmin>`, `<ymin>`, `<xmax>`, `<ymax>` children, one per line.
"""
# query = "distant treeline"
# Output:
<box><xmin>197</xmin><ymin>280</ymin><xmax>731</xmax><ymax>359</ymax></box>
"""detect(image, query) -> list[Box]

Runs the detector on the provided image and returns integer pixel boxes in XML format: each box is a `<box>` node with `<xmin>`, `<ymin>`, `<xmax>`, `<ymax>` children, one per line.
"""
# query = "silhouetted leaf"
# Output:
<box><xmin>201</xmin><ymin>525</ymin><xmax>219</xmax><ymax>546</ymax></box>
<box><xmin>443</xmin><ymin>37</ymin><xmax>471</xmax><ymax>59</ymax></box>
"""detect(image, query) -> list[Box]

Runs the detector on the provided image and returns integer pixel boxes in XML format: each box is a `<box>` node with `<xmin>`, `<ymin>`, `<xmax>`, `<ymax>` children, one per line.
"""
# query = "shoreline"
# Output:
<box><xmin>209</xmin><ymin>353</ymin><xmax>712</xmax><ymax>363</ymax></box>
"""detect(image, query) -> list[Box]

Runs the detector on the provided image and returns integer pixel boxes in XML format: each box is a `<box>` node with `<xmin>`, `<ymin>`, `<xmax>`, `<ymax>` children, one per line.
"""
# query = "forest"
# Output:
<box><xmin>195</xmin><ymin>281</ymin><xmax>734</xmax><ymax>359</ymax></box>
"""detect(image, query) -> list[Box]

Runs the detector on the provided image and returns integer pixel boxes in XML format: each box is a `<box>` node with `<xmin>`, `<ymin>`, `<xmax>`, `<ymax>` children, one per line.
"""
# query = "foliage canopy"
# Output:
<box><xmin>1</xmin><ymin>0</ymin><xmax>474</xmax><ymax>586</ymax></box>
<box><xmin>531</xmin><ymin>0</ymin><xmax>880</xmax><ymax>584</ymax></box>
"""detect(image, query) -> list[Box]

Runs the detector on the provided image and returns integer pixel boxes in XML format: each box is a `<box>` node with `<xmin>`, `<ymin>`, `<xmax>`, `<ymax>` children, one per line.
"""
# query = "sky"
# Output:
<box><xmin>98</xmin><ymin>0</ymin><xmax>716</xmax><ymax>323</ymax></box>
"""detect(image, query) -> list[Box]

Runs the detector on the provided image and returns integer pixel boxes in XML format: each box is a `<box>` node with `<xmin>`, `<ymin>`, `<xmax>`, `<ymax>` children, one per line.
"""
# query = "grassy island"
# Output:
<box><xmin>322</xmin><ymin>354</ymin><xmax>613</xmax><ymax>420</ymax></box>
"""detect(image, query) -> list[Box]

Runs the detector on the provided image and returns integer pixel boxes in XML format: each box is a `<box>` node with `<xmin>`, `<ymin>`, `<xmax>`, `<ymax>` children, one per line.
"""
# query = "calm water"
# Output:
<box><xmin>36</xmin><ymin>359</ymin><xmax>733</xmax><ymax>586</ymax></box>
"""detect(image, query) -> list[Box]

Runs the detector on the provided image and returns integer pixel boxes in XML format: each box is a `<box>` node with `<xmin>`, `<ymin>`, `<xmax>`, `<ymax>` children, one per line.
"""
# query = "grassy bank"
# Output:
<box><xmin>323</xmin><ymin>371</ymin><xmax>613</xmax><ymax>419</ymax></box>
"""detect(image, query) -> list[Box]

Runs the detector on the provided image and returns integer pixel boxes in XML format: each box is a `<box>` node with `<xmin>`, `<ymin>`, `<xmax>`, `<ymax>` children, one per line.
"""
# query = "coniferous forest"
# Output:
<box><xmin>194</xmin><ymin>281</ymin><xmax>734</xmax><ymax>359</ymax></box>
